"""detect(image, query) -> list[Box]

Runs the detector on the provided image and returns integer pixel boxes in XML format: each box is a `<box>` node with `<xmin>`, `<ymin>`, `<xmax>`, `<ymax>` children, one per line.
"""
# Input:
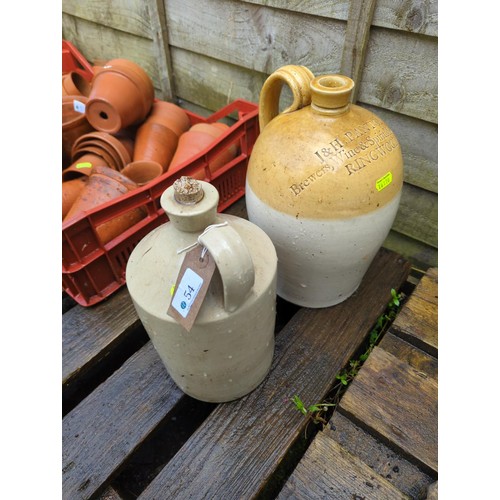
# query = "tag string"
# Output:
<box><xmin>176</xmin><ymin>221</ymin><xmax>228</xmax><ymax>255</ymax></box>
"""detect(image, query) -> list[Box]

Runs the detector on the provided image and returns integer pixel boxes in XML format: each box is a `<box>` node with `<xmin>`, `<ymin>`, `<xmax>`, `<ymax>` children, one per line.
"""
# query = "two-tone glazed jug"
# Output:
<box><xmin>246</xmin><ymin>65</ymin><xmax>403</xmax><ymax>307</ymax></box>
<box><xmin>126</xmin><ymin>177</ymin><xmax>277</xmax><ymax>402</ymax></box>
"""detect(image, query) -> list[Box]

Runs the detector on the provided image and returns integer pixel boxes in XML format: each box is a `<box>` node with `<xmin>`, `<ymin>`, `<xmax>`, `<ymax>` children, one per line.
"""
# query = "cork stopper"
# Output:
<box><xmin>161</xmin><ymin>179</ymin><xmax>219</xmax><ymax>233</ymax></box>
<box><xmin>173</xmin><ymin>176</ymin><xmax>204</xmax><ymax>205</ymax></box>
<box><xmin>310</xmin><ymin>75</ymin><xmax>355</xmax><ymax>115</ymax></box>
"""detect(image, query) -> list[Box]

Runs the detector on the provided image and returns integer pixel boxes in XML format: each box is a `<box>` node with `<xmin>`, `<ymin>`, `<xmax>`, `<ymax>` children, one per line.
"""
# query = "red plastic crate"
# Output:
<box><xmin>62</xmin><ymin>99</ymin><xmax>260</xmax><ymax>307</ymax></box>
<box><xmin>62</xmin><ymin>39</ymin><xmax>94</xmax><ymax>80</ymax></box>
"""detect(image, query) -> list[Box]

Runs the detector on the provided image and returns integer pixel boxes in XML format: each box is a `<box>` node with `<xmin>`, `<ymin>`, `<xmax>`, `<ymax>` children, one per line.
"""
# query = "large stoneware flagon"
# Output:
<box><xmin>245</xmin><ymin>65</ymin><xmax>403</xmax><ymax>308</ymax></box>
<box><xmin>126</xmin><ymin>177</ymin><xmax>278</xmax><ymax>403</ymax></box>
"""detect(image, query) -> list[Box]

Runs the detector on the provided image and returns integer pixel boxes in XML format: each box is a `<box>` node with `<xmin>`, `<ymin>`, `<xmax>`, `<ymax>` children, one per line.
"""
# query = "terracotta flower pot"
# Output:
<box><xmin>63</xmin><ymin>165</ymin><xmax>145</xmax><ymax>244</ymax></box>
<box><xmin>62</xmin><ymin>71</ymin><xmax>92</xmax><ymax>97</ymax></box>
<box><xmin>72</xmin><ymin>140</ymin><xmax>121</xmax><ymax>171</ymax></box>
<box><xmin>62</xmin><ymin>96</ymin><xmax>94</xmax><ymax>167</ymax></box>
<box><xmin>133</xmin><ymin>122</ymin><xmax>178</xmax><ymax>171</ymax></box>
<box><xmin>71</xmin><ymin>144</ymin><xmax>118</xmax><ymax>171</ymax></box>
<box><xmin>189</xmin><ymin>123</ymin><xmax>222</xmax><ymax>138</ymax></box>
<box><xmin>62</xmin><ymin>177</ymin><xmax>87</xmax><ymax>219</ymax></box>
<box><xmin>168</xmin><ymin>124</ymin><xmax>238</xmax><ymax>175</ymax></box>
<box><xmin>210</xmin><ymin>122</ymin><xmax>238</xmax><ymax>168</ymax></box>
<box><xmin>86</xmin><ymin>58</ymin><xmax>154</xmax><ymax>133</ymax></box>
<box><xmin>62</xmin><ymin>153</ymin><xmax>110</xmax><ymax>181</ymax></box>
<box><xmin>72</xmin><ymin>131</ymin><xmax>132</xmax><ymax>171</ymax></box>
<box><xmin>168</xmin><ymin>130</ymin><xmax>215</xmax><ymax>173</ymax></box>
<box><xmin>121</xmin><ymin>160</ymin><xmax>163</xmax><ymax>186</ymax></box>
<box><xmin>146</xmin><ymin>101</ymin><xmax>190</xmax><ymax>137</ymax></box>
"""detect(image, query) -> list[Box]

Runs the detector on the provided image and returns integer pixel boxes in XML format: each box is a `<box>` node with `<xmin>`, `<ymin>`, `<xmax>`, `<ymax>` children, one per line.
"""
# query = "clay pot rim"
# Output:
<box><xmin>72</xmin><ymin>140</ymin><xmax>122</xmax><ymax>170</ymax></box>
<box><xmin>121</xmin><ymin>160</ymin><xmax>164</xmax><ymax>186</ymax></box>
<box><xmin>62</xmin><ymin>152</ymin><xmax>108</xmax><ymax>181</ymax></box>
<box><xmin>62</xmin><ymin>96</ymin><xmax>90</xmax><ymax>128</ymax></box>
<box><xmin>72</xmin><ymin>132</ymin><xmax>131</xmax><ymax>170</ymax></box>
<box><xmin>72</xmin><ymin>144</ymin><xmax>117</xmax><ymax>169</ymax></box>
<box><xmin>91</xmin><ymin>164</ymin><xmax>138</xmax><ymax>191</ymax></box>
<box><xmin>62</xmin><ymin>72</ymin><xmax>92</xmax><ymax>97</ymax></box>
<box><xmin>67</xmin><ymin>71</ymin><xmax>92</xmax><ymax>97</ymax></box>
<box><xmin>92</xmin><ymin>132</ymin><xmax>132</xmax><ymax>169</ymax></box>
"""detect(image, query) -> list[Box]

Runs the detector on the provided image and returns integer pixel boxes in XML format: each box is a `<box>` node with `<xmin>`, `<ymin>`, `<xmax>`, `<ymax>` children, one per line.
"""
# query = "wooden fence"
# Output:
<box><xmin>62</xmin><ymin>0</ymin><xmax>438</xmax><ymax>269</ymax></box>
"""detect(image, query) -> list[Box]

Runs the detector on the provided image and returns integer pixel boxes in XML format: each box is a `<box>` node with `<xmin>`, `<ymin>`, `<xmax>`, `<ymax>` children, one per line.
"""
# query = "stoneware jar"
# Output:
<box><xmin>126</xmin><ymin>177</ymin><xmax>278</xmax><ymax>402</ymax></box>
<box><xmin>245</xmin><ymin>65</ymin><xmax>403</xmax><ymax>308</ymax></box>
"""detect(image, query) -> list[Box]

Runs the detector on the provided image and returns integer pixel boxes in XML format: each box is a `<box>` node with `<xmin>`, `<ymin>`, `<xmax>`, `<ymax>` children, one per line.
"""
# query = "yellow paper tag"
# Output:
<box><xmin>76</xmin><ymin>162</ymin><xmax>92</xmax><ymax>169</ymax></box>
<box><xmin>170</xmin><ymin>284</ymin><xmax>175</xmax><ymax>296</ymax></box>
<box><xmin>376</xmin><ymin>172</ymin><xmax>392</xmax><ymax>192</ymax></box>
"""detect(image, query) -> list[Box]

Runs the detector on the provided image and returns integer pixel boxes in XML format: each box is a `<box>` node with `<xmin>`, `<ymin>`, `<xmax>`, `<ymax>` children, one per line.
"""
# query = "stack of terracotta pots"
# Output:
<box><xmin>62</xmin><ymin>55</ymin><xmax>239</xmax><ymax>243</ymax></box>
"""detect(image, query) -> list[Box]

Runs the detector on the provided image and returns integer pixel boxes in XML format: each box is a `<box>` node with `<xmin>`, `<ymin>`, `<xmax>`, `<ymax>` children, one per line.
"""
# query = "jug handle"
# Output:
<box><xmin>259</xmin><ymin>65</ymin><xmax>315</xmax><ymax>131</ymax></box>
<box><xmin>198</xmin><ymin>224</ymin><xmax>255</xmax><ymax>313</ymax></box>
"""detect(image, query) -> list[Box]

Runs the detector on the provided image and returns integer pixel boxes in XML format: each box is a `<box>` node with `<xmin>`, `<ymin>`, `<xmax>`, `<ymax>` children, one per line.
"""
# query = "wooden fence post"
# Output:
<box><xmin>147</xmin><ymin>0</ymin><xmax>176</xmax><ymax>101</ymax></box>
<box><xmin>340</xmin><ymin>0</ymin><xmax>377</xmax><ymax>103</ymax></box>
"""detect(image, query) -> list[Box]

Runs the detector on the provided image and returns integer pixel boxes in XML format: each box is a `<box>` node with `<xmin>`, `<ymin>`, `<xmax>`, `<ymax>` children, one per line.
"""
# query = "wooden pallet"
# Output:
<box><xmin>279</xmin><ymin>268</ymin><xmax>438</xmax><ymax>499</ymax></box>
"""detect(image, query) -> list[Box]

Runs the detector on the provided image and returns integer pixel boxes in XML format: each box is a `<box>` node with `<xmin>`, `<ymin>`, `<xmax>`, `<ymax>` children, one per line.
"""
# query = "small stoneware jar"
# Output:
<box><xmin>246</xmin><ymin>65</ymin><xmax>404</xmax><ymax>308</ymax></box>
<box><xmin>126</xmin><ymin>177</ymin><xmax>278</xmax><ymax>402</ymax></box>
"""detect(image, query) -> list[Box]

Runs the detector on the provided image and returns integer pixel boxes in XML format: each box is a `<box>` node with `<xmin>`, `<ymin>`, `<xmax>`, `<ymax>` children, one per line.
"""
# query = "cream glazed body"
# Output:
<box><xmin>246</xmin><ymin>66</ymin><xmax>404</xmax><ymax>308</ymax></box>
<box><xmin>245</xmin><ymin>183</ymin><xmax>401</xmax><ymax>307</ymax></box>
<box><xmin>126</xmin><ymin>178</ymin><xmax>277</xmax><ymax>403</ymax></box>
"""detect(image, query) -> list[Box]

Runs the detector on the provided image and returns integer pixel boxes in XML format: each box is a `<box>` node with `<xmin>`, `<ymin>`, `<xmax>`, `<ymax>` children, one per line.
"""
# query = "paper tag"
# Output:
<box><xmin>376</xmin><ymin>172</ymin><xmax>392</xmax><ymax>192</ymax></box>
<box><xmin>170</xmin><ymin>268</ymin><xmax>204</xmax><ymax>318</ymax></box>
<box><xmin>167</xmin><ymin>246</ymin><xmax>216</xmax><ymax>331</ymax></box>
<box><xmin>73</xmin><ymin>99</ymin><xmax>86</xmax><ymax>114</ymax></box>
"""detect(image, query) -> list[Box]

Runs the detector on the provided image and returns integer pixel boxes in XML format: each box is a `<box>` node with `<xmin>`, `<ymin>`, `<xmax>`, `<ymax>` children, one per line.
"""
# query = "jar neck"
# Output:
<box><xmin>310</xmin><ymin>75</ymin><xmax>355</xmax><ymax>116</ymax></box>
<box><xmin>160</xmin><ymin>178</ymin><xmax>219</xmax><ymax>232</ymax></box>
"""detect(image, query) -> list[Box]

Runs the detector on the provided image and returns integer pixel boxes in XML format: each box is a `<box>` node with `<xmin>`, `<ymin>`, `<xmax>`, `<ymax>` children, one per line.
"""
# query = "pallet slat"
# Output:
<box><xmin>323</xmin><ymin>413</ymin><xmax>434</xmax><ymax>499</ymax></box>
<box><xmin>62</xmin><ymin>342</ymin><xmax>184</xmax><ymax>500</ymax></box>
<box><xmin>277</xmin><ymin>432</ymin><xmax>410</xmax><ymax>499</ymax></box>
<box><xmin>390</xmin><ymin>270</ymin><xmax>438</xmax><ymax>356</ymax></box>
<box><xmin>339</xmin><ymin>346</ymin><xmax>438</xmax><ymax>474</ymax></box>
<box><xmin>62</xmin><ymin>288</ymin><xmax>141</xmax><ymax>389</ymax></box>
<box><xmin>379</xmin><ymin>332</ymin><xmax>438</xmax><ymax>380</ymax></box>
